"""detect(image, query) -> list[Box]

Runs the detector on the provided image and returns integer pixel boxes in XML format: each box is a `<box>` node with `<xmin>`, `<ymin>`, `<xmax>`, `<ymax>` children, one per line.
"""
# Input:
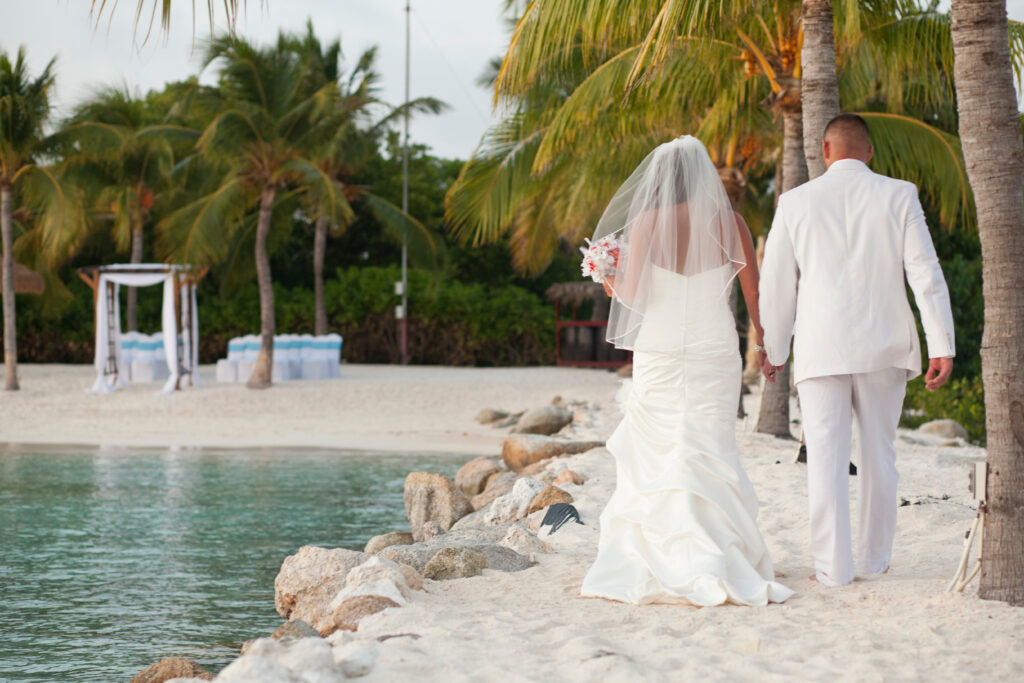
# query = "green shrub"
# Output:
<box><xmin>901</xmin><ymin>375</ymin><xmax>986</xmax><ymax>444</ymax></box>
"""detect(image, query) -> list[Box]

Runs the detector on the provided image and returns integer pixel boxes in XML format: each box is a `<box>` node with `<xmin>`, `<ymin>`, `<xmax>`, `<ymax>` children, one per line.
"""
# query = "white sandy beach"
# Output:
<box><xmin>4</xmin><ymin>363</ymin><xmax>1023</xmax><ymax>681</ymax></box>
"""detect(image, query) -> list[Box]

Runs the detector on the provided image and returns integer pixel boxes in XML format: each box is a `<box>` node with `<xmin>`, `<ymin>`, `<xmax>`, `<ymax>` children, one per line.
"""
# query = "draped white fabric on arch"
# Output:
<box><xmin>88</xmin><ymin>264</ymin><xmax>201</xmax><ymax>394</ymax></box>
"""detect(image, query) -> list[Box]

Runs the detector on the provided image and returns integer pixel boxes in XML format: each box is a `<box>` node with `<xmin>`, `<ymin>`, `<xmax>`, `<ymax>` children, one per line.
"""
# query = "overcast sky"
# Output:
<box><xmin>1</xmin><ymin>1</ymin><xmax>1022</xmax><ymax>161</ymax></box>
<box><xmin>0</xmin><ymin>1</ymin><xmax>509</xmax><ymax>160</ymax></box>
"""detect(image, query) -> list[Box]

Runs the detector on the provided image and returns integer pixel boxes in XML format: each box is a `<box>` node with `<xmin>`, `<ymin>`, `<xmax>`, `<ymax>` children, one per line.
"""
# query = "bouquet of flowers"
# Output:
<box><xmin>579</xmin><ymin>235</ymin><xmax>625</xmax><ymax>284</ymax></box>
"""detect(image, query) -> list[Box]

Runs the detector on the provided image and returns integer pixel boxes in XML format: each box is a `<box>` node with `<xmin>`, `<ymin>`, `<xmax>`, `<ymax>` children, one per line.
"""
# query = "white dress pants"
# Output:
<box><xmin>796</xmin><ymin>368</ymin><xmax>907</xmax><ymax>587</ymax></box>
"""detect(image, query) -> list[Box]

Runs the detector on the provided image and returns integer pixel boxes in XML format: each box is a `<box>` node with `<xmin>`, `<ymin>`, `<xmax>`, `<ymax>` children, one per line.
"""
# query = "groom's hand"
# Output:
<box><xmin>925</xmin><ymin>357</ymin><xmax>954</xmax><ymax>391</ymax></box>
<box><xmin>760</xmin><ymin>353</ymin><xmax>783</xmax><ymax>383</ymax></box>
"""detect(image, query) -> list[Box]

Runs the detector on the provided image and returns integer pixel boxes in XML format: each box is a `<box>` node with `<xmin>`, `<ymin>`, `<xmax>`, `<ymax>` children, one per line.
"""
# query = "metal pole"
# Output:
<box><xmin>400</xmin><ymin>0</ymin><xmax>410</xmax><ymax>365</ymax></box>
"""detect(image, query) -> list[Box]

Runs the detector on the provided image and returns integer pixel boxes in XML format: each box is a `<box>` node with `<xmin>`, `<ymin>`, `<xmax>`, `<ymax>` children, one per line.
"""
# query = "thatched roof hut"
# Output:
<box><xmin>0</xmin><ymin>262</ymin><xmax>45</xmax><ymax>295</ymax></box>
<box><xmin>545</xmin><ymin>281</ymin><xmax>604</xmax><ymax>307</ymax></box>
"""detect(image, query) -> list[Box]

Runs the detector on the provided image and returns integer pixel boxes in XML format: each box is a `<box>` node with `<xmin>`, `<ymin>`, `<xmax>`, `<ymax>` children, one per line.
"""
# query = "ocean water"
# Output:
<box><xmin>0</xmin><ymin>445</ymin><xmax>470</xmax><ymax>682</ymax></box>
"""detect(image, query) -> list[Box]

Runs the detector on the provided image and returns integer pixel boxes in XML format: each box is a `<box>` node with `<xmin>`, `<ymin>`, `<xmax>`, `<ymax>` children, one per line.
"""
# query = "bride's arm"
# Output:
<box><xmin>734</xmin><ymin>212</ymin><xmax>765</xmax><ymax>353</ymax></box>
<box><xmin>602</xmin><ymin>211</ymin><xmax>655</xmax><ymax>300</ymax></box>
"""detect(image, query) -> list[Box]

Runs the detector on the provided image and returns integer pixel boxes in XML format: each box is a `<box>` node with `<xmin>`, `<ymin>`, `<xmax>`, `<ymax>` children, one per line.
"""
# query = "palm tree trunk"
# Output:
<box><xmin>950</xmin><ymin>0</ymin><xmax>1024</xmax><ymax>605</ymax></box>
<box><xmin>755</xmin><ymin>110</ymin><xmax>807</xmax><ymax>438</ymax></box>
<box><xmin>126</xmin><ymin>217</ymin><xmax>143</xmax><ymax>332</ymax></box>
<box><xmin>801</xmin><ymin>0</ymin><xmax>841</xmax><ymax>180</ymax></box>
<box><xmin>248</xmin><ymin>186</ymin><xmax>277</xmax><ymax>389</ymax></box>
<box><xmin>1</xmin><ymin>184</ymin><xmax>18</xmax><ymax>391</ymax></box>
<box><xmin>313</xmin><ymin>214</ymin><xmax>328</xmax><ymax>336</ymax></box>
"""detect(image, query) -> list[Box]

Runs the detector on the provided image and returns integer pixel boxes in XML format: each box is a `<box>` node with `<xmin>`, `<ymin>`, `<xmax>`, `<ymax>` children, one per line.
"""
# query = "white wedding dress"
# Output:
<box><xmin>581</xmin><ymin>264</ymin><xmax>794</xmax><ymax>606</ymax></box>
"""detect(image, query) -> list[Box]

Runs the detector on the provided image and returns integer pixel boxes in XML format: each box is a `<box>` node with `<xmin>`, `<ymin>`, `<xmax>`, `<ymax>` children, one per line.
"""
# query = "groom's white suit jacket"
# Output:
<box><xmin>760</xmin><ymin>158</ymin><xmax>955</xmax><ymax>384</ymax></box>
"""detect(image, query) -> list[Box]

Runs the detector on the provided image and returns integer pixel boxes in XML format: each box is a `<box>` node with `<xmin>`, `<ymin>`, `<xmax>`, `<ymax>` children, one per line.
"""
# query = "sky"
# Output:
<box><xmin>1</xmin><ymin>1</ymin><xmax>1023</xmax><ymax>161</ymax></box>
<box><xmin>0</xmin><ymin>1</ymin><xmax>510</xmax><ymax>160</ymax></box>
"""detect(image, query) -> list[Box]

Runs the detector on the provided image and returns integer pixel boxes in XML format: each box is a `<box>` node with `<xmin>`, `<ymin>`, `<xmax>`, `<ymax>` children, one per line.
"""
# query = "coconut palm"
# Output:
<box><xmin>286</xmin><ymin>23</ymin><xmax>445</xmax><ymax>336</ymax></box>
<box><xmin>455</xmin><ymin>0</ymin><xmax>1013</xmax><ymax>437</ymax></box>
<box><xmin>159</xmin><ymin>34</ymin><xmax>350</xmax><ymax>389</ymax></box>
<box><xmin>0</xmin><ymin>47</ymin><xmax>84</xmax><ymax>391</ymax></box>
<box><xmin>61</xmin><ymin>86</ymin><xmax>198</xmax><ymax>330</ymax></box>
<box><xmin>90</xmin><ymin>0</ymin><xmax>244</xmax><ymax>40</ymax></box>
<box><xmin>949</xmin><ymin>0</ymin><xmax>1024</xmax><ymax>605</ymax></box>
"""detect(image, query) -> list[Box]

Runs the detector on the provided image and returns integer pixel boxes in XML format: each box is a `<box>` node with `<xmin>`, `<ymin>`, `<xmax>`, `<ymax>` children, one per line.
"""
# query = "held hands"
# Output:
<box><xmin>757</xmin><ymin>349</ymin><xmax>784</xmax><ymax>384</ymax></box>
<box><xmin>925</xmin><ymin>357</ymin><xmax>954</xmax><ymax>391</ymax></box>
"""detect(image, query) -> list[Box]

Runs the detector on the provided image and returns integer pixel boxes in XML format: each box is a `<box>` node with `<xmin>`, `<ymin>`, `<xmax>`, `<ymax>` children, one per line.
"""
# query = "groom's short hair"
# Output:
<box><xmin>823</xmin><ymin>114</ymin><xmax>871</xmax><ymax>148</ymax></box>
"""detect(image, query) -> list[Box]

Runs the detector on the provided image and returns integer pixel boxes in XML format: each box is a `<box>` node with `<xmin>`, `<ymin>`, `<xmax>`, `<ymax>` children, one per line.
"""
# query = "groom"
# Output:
<box><xmin>759</xmin><ymin>113</ymin><xmax>956</xmax><ymax>587</ymax></box>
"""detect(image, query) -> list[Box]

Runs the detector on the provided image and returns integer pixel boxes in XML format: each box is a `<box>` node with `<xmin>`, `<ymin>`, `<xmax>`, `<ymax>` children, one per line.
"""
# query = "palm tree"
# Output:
<box><xmin>90</xmin><ymin>0</ymin><xmax>244</xmax><ymax>41</ymax></box>
<box><xmin>455</xmin><ymin>0</ymin><xmax>983</xmax><ymax>436</ymax></box>
<box><xmin>949</xmin><ymin>0</ymin><xmax>1024</xmax><ymax>605</ymax></box>
<box><xmin>286</xmin><ymin>23</ymin><xmax>444</xmax><ymax>336</ymax></box>
<box><xmin>160</xmin><ymin>34</ymin><xmax>350</xmax><ymax>388</ymax></box>
<box><xmin>0</xmin><ymin>47</ymin><xmax>83</xmax><ymax>390</ymax></box>
<box><xmin>62</xmin><ymin>86</ymin><xmax>197</xmax><ymax>330</ymax></box>
<box><xmin>800</xmin><ymin>0</ymin><xmax>840</xmax><ymax>179</ymax></box>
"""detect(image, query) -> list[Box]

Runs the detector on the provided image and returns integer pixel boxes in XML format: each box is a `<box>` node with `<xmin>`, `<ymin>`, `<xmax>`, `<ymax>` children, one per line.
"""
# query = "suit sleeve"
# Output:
<box><xmin>902</xmin><ymin>186</ymin><xmax>955</xmax><ymax>358</ymax></box>
<box><xmin>759</xmin><ymin>198</ymin><xmax>799</xmax><ymax>367</ymax></box>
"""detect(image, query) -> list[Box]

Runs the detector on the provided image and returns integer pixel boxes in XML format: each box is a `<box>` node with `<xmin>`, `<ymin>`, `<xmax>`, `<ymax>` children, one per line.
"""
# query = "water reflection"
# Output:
<box><xmin>0</xmin><ymin>446</ymin><xmax>469</xmax><ymax>682</ymax></box>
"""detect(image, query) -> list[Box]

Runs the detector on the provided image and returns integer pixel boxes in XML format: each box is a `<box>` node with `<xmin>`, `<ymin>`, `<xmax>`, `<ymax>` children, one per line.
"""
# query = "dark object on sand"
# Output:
<box><xmin>541</xmin><ymin>503</ymin><xmax>582</xmax><ymax>534</ymax></box>
<box><xmin>795</xmin><ymin>443</ymin><xmax>858</xmax><ymax>475</ymax></box>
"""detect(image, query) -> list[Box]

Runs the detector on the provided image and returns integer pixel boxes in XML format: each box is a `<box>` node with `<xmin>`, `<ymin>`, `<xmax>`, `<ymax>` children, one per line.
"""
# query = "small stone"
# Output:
<box><xmin>528</xmin><ymin>485</ymin><xmax>574</xmax><ymax>515</ymax></box>
<box><xmin>455</xmin><ymin>457</ymin><xmax>504</xmax><ymax>497</ymax></box>
<box><xmin>364</xmin><ymin>531</ymin><xmax>413</xmax><ymax>555</ymax></box>
<box><xmin>520</xmin><ymin>458</ymin><xmax>552</xmax><ymax>476</ymax></box>
<box><xmin>404</xmin><ymin>472</ymin><xmax>474</xmax><ymax>541</ymax></box>
<box><xmin>130</xmin><ymin>658</ymin><xmax>214</xmax><ymax>683</ymax></box>
<box><xmin>553</xmin><ymin>469</ymin><xmax>585</xmax><ymax>486</ymax></box>
<box><xmin>471</xmin><ymin>471</ymin><xmax>517</xmax><ymax>510</ymax></box>
<box><xmin>524</xmin><ymin>508</ymin><xmax>546</xmax><ymax>532</ymax></box>
<box><xmin>271</xmin><ymin>619</ymin><xmax>320</xmax><ymax>641</ymax></box>
<box><xmin>475</xmin><ymin>408</ymin><xmax>509</xmax><ymax>424</ymax></box>
<box><xmin>324</xmin><ymin>595</ymin><xmax>400</xmax><ymax>635</ymax></box>
<box><xmin>484</xmin><ymin>477</ymin><xmax>547</xmax><ymax>525</ymax></box>
<box><xmin>335</xmin><ymin>556</ymin><xmax>413</xmax><ymax>604</ymax></box>
<box><xmin>502</xmin><ymin>435</ymin><xmax>604</xmax><ymax>472</ymax></box>
<box><xmin>550</xmin><ymin>395</ymin><xmax>563</xmax><ymax>406</ymax></box>
<box><xmin>498</xmin><ymin>523</ymin><xmax>551</xmax><ymax>556</ymax></box>
<box><xmin>617</xmin><ymin>363</ymin><xmax>633</xmax><ymax>378</ymax></box>
<box><xmin>423</xmin><ymin>546</ymin><xmax>488</xmax><ymax>580</ymax></box>
<box><xmin>380</xmin><ymin>539</ymin><xmax>532</xmax><ymax>574</ymax></box>
<box><xmin>917</xmin><ymin>419</ymin><xmax>969</xmax><ymax>440</ymax></box>
<box><xmin>513</xmin><ymin>406</ymin><xmax>573</xmax><ymax>435</ymax></box>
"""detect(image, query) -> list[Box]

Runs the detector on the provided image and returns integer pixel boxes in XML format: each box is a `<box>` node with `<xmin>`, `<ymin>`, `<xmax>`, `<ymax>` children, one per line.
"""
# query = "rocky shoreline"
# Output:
<box><xmin>132</xmin><ymin>398</ymin><xmax>607</xmax><ymax>683</ymax></box>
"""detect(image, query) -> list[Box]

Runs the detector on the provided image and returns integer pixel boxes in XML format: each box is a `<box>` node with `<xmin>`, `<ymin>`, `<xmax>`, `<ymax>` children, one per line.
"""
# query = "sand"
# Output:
<box><xmin>4</xmin><ymin>363</ymin><xmax>1023</xmax><ymax>681</ymax></box>
<box><xmin>0</xmin><ymin>363</ymin><xmax>618</xmax><ymax>454</ymax></box>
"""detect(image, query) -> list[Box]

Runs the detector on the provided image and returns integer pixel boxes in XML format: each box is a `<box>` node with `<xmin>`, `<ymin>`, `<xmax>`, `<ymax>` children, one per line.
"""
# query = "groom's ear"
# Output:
<box><xmin>866</xmin><ymin>144</ymin><xmax>874</xmax><ymax>164</ymax></box>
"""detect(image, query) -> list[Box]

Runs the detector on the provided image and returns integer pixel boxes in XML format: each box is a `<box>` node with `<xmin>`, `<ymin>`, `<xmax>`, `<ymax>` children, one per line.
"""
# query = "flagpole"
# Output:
<box><xmin>400</xmin><ymin>0</ymin><xmax>411</xmax><ymax>365</ymax></box>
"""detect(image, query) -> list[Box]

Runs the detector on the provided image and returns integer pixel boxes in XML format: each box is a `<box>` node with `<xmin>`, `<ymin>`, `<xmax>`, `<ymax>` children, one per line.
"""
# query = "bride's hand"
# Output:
<box><xmin>602</xmin><ymin>277</ymin><xmax>615</xmax><ymax>297</ymax></box>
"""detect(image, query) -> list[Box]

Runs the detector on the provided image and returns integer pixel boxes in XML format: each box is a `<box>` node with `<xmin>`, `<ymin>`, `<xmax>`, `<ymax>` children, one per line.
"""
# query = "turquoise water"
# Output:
<box><xmin>0</xmin><ymin>446</ymin><xmax>470</xmax><ymax>682</ymax></box>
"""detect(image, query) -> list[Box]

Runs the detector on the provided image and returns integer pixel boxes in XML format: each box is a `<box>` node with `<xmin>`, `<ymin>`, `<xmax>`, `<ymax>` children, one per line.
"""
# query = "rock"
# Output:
<box><xmin>524</xmin><ymin>508</ymin><xmax>546</xmax><ymax>532</ymax></box>
<box><xmin>617</xmin><ymin>363</ymin><xmax>633</xmax><ymax>378</ymax></box>
<box><xmin>130</xmin><ymin>658</ymin><xmax>213</xmax><ymax>683</ymax></box>
<box><xmin>484</xmin><ymin>477</ymin><xmax>547</xmax><ymax>525</ymax></box>
<box><xmin>404</xmin><ymin>472</ymin><xmax>473</xmax><ymax>541</ymax></box>
<box><xmin>493</xmin><ymin>413</ymin><xmax>523</xmax><ymax>428</ymax></box>
<box><xmin>449</xmin><ymin>503</ymin><xmax>494</xmax><ymax>529</ymax></box>
<box><xmin>528</xmin><ymin>485</ymin><xmax>574</xmax><ymax>515</ymax></box>
<box><xmin>512</xmin><ymin>406</ymin><xmax>573</xmax><ymax>435</ymax></box>
<box><xmin>918</xmin><ymin>419</ymin><xmax>969</xmax><ymax>440</ymax></box>
<box><xmin>332</xmin><ymin>556</ymin><xmax>412</xmax><ymax>607</ymax></box>
<box><xmin>471</xmin><ymin>471</ymin><xmax>517</xmax><ymax>510</ymax></box>
<box><xmin>447</xmin><ymin>522</ymin><xmax>508</xmax><ymax>543</ymax></box>
<box><xmin>502</xmin><ymin>434</ymin><xmax>604</xmax><ymax>472</ymax></box>
<box><xmin>498</xmin><ymin>523</ymin><xmax>551</xmax><ymax>556</ymax></box>
<box><xmin>323</xmin><ymin>595</ymin><xmax>401</xmax><ymax>635</ymax></box>
<box><xmin>271</xmin><ymin>619</ymin><xmax>320</xmax><ymax>641</ymax></box>
<box><xmin>334</xmin><ymin>640</ymin><xmax>379</xmax><ymax>678</ymax></box>
<box><xmin>222</xmin><ymin>638</ymin><xmax>343</xmax><ymax>682</ymax></box>
<box><xmin>553</xmin><ymin>469</ymin><xmax>586</xmax><ymax>486</ymax></box>
<box><xmin>396</xmin><ymin>562</ymin><xmax>423</xmax><ymax>591</ymax></box>
<box><xmin>363</xmin><ymin>531</ymin><xmax>413</xmax><ymax>555</ymax></box>
<box><xmin>423</xmin><ymin>546</ymin><xmax>488</xmax><ymax>580</ymax></box>
<box><xmin>475</xmin><ymin>408</ymin><xmax>509</xmax><ymax>424</ymax></box>
<box><xmin>379</xmin><ymin>538</ymin><xmax>533</xmax><ymax>574</ymax></box>
<box><xmin>419</xmin><ymin>520</ymin><xmax>445</xmax><ymax>541</ymax></box>
<box><xmin>454</xmin><ymin>457</ymin><xmax>504</xmax><ymax>496</ymax></box>
<box><xmin>274</xmin><ymin>546</ymin><xmax>369</xmax><ymax>626</ymax></box>
<box><xmin>520</xmin><ymin>458</ymin><xmax>552</xmax><ymax>476</ymax></box>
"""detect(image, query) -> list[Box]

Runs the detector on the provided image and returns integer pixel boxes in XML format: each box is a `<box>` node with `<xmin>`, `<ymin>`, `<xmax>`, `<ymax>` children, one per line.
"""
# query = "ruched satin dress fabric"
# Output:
<box><xmin>581</xmin><ymin>265</ymin><xmax>794</xmax><ymax>606</ymax></box>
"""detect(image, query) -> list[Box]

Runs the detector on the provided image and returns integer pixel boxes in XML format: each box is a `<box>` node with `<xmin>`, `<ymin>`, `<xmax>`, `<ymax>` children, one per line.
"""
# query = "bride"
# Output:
<box><xmin>580</xmin><ymin>136</ymin><xmax>793</xmax><ymax>607</ymax></box>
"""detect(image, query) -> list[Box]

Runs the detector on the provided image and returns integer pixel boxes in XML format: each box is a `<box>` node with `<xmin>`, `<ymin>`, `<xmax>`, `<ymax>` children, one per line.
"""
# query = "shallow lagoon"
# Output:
<box><xmin>0</xmin><ymin>445</ymin><xmax>470</xmax><ymax>682</ymax></box>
